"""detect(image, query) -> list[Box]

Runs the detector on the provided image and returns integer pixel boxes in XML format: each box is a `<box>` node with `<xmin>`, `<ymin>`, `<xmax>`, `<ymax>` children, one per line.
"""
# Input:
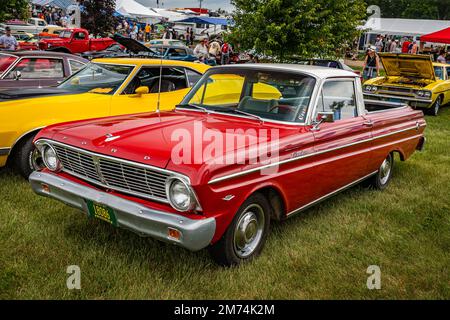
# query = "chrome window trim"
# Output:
<box><xmin>116</xmin><ymin>63</ymin><xmax>203</xmax><ymax>96</ymax></box>
<box><xmin>0</xmin><ymin>52</ymin><xmax>19</xmax><ymax>79</ymax></box>
<box><xmin>67</xmin><ymin>58</ymin><xmax>87</xmax><ymax>75</ymax></box>
<box><xmin>208</xmin><ymin>125</ymin><xmax>425</xmax><ymax>185</ymax></box>
<box><xmin>2</xmin><ymin>56</ymin><xmax>65</xmax><ymax>80</ymax></box>
<box><xmin>34</xmin><ymin>139</ymin><xmax>199</xmax><ymax>206</ymax></box>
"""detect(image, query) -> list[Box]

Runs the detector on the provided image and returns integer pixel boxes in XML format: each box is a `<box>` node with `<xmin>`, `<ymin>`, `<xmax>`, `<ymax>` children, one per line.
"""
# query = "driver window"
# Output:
<box><xmin>446</xmin><ymin>67</ymin><xmax>450</xmax><ymax>80</ymax></box>
<box><xmin>316</xmin><ymin>80</ymin><xmax>357</xmax><ymax>121</ymax></box>
<box><xmin>74</xmin><ymin>32</ymin><xmax>86</xmax><ymax>40</ymax></box>
<box><xmin>122</xmin><ymin>67</ymin><xmax>188</xmax><ymax>95</ymax></box>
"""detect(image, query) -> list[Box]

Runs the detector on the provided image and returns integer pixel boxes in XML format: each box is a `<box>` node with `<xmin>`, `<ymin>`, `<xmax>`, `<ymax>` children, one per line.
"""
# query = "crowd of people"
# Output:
<box><xmin>362</xmin><ymin>34</ymin><xmax>449</xmax><ymax>81</ymax></box>
<box><xmin>31</xmin><ymin>5</ymin><xmax>71</xmax><ymax>27</ymax></box>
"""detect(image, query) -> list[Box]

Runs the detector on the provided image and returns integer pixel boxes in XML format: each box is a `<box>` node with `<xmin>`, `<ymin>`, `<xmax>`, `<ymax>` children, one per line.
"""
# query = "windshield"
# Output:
<box><xmin>0</xmin><ymin>54</ymin><xmax>17</xmax><ymax>76</ymax></box>
<box><xmin>181</xmin><ymin>69</ymin><xmax>316</xmax><ymax>123</ymax></box>
<box><xmin>58</xmin><ymin>63</ymin><xmax>133</xmax><ymax>94</ymax></box>
<box><xmin>59</xmin><ymin>30</ymin><xmax>72</xmax><ymax>38</ymax></box>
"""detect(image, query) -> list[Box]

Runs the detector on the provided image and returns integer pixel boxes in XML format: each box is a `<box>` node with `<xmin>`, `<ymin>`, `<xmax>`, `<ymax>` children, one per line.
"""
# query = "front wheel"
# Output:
<box><xmin>14</xmin><ymin>134</ymin><xmax>39</xmax><ymax>179</ymax></box>
<box><xmin>427</xmin><ymin>96</ymin><xmax>442</xmax><ymax>116</ymax></box>
<box><xmin>209</xmin><ymin>193</ymin><xmax>270</xmax><ymax>266</ymax></box>
<box><xmin>370</xmin><ymin>153</ymin><xmax>394</xmax><ymax>190</ymax></box>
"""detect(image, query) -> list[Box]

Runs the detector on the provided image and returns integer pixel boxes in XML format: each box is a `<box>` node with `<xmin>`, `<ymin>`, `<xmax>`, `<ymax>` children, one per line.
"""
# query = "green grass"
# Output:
<box><xmin>0</xmin><ymin>109</ymin><xmax>449</xmax><ymax>300</ymax></box>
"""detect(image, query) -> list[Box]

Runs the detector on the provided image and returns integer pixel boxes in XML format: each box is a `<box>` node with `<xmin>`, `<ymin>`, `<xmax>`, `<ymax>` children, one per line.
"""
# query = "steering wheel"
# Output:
<box><xmin>268</xmin><ymin>104</ymin><xmax>296</xmax><ymax>113</ymax></box>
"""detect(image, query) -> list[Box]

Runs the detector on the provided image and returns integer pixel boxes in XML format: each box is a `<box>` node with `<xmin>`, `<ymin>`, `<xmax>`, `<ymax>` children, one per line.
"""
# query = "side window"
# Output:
<box><xmin>434</xmin><ymin>67</ymin><xmax>444</xmax><ymax>80</ymax></box>
<box><xmin>38</xmin><ymin>20</ymin><xmax>46</xmax><ymax>26</ymax></box>
<box><xmin>69</xmin><ymin>60</ymin><xmax>86</xmax><ymax>74</ymax></box>
<box><xmin>122</xmin><ymin>67</ymin><xmax>189</xmax><ymax>95</ymax></box>
<box><xmin>446</xmin><ymin>67</ymin><xmax>450</xmax><ymax>80</ymax></box>
<box><xmin>316</xmin><ymin>80</ymin><xmax>357</xmax><ymax>121</ymax></box>
<box><xmin>6</xmin><ymin>58</ymin><xmax>64</xmax><ymax>79</ymax></box>
<box><xmin>185</xmin><ymin>69</ymin><xmax>202</xmax><ymax>87</ymax></box>
<box><xmin>74</xmin><ymin>32</ymin><xmax>86</xmax><ymax>40</ymax></box>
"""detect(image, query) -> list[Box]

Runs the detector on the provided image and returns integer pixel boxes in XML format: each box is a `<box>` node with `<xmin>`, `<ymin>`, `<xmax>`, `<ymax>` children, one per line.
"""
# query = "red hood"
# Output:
<box><xmin>37</xmin><ymin>110</ymin><xmax>310</xmax><ymax>183</ymax></box>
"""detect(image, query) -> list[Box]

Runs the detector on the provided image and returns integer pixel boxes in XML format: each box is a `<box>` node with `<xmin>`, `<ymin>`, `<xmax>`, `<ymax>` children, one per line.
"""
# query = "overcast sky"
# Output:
<box><xmin>136</xmin><ymin>0</ymin><xmax>234</xmax><ymax>11</ymax></box>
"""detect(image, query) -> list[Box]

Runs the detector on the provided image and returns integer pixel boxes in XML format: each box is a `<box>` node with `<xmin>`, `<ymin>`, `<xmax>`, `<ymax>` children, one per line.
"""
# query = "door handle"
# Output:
<box><xmin>363</xmin><ymin>120</ymin><xmax>374</xmax><ymax>127</ymax></box>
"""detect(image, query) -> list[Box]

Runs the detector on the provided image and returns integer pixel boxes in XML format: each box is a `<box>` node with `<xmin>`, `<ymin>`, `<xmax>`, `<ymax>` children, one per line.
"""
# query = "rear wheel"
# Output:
<box><xmin>209</xmin><ymin>193</ymin><xmax>270</xmax><ymax>266</ymax></box>
<box><xmin>370</xmin><ymin>153</ymin><xmax>394</xmax><ymax>190</ymax></box>
<box><xmin>14</xmin><ymin>134</ymin><xmax>39</xmax><ymax>179</ymax></box>
<box><xmin>427</xmin><ymin>96</ymin><xmax>442</xmax><ymax>116</ymax></box>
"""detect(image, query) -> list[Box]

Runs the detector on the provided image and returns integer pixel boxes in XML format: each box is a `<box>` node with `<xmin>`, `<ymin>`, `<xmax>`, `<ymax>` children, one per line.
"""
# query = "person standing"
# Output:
<box><xmin>437</xmin><ymin>50</ymin><xmax>447</xmax><ymax>64</ymax></box>
<box><xmin>389</xmin><ymin>39</ymin><xmax>398</xmax><ymax>53</ymax></box>
<box><xmin>221</xmin><ymin>41</ymin><xmax>232</xmax><ymax>65</ymax></box>
<box><xmin>145</xmin><ymin>23</ymin><xmax>151</xmax><ymax>42</ymax></box>
<box><xmin>0</xmin><ymin>27</ymin><xmax>19</xmax><ymax>51</ymax></box>
<box><xmin>410</xmin><ymin>41</ymin><xmax>419</xmax><ymax>54</ymax></box>
<box><xmin>209</xmin><ymin>40</ymin><xmax>221</xmax><ymax>62</ymax></box>
<box><xmin>162</xmin><ymin>28</ymin><xmax>172</xmax><ymax>40</ymax></box>
<box><xmin>194</xmin><ymin>39</ymin><xmax>209</xmax><ymax>62</ymax></box>
<box><xmin>185</xmin><ymin>27</ymin><xmax>191</xmax><ymax>46</ymax></box>
<box><xmin>375</xmin><ymin>35</ymin><xmax>383</xmax><ymax>53</ymax></box>
<box><xmin>190</xmin><ymin>28</ymin><xmax>194</xmax><ymax>46</ymax></box>
<box><xmin>363</xmin><ymin>47</ymin><xmax>380</xmax><ymax>82</ymax></box>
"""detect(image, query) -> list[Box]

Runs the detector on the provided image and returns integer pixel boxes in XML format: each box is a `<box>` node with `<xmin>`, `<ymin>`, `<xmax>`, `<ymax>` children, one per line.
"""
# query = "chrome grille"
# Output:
<box><xmin>53</xmin><ymin>144</ymin><xmax>171</xmax><ymax>203</ymax></box>
<box><xmin>380</xmin><ymin>86</ymin><xmax>412</xmax><ymax>94</ymax></box>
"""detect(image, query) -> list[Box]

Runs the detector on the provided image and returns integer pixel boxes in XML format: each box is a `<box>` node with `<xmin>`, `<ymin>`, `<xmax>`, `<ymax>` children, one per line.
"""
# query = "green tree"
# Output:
<box><xmin>0</xmin><ymin>0</ymin><xmax>29</xmax><ymax>22</ymax></box>
<box><xmin>229</xmin><ymin>0</ymin><xmax>366</xmax><ymax>61</ymax></box>
<box><xmin>368</xmin><ymin>0</ymin><xmax>450</xmax><ymax>20</ymax></box>
<box><xmin>81</xmin><ymin>0</ymin><xmax>117</xmax><ymax>36</ymax></box>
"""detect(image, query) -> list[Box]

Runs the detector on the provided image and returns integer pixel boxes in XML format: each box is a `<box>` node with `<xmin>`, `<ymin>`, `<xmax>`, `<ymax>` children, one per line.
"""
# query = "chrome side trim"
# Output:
<box><xmin>286</xmin><ymin>171</ymin><xmax>378</xmax><ymax>217</ymax></box>
<box><xmin>363</xmin><ymin>92</ymin><xmax>432</xmax><ymax>104</ymax></box>
<box><xmin>0</xmin><ymin>148</ymin><xmax>11</xmax><ymax>156</ymax></box>
<box><xmin>208</xmin><ymin>125</ymin><xmax>425</xmax><ymax>185</ymax></box>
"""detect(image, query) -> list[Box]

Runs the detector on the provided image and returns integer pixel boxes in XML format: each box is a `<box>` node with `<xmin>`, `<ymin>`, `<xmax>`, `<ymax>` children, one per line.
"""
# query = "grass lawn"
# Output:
<box><xmin>0</xmin><ymin>109</ymin><xmax>449</xmax><ymax>300</ymax></box>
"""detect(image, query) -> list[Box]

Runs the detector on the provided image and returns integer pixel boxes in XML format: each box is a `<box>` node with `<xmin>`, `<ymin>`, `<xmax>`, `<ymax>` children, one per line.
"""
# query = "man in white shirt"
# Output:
<box><xmin>194</xmin><ymin>39</ymin><xmax>209</xmax><ymax>61</ymax></box>
<box><xmin>0</xmin><ymin>27</ymin><xmax>19</xmax><ymax>51</ymax></box>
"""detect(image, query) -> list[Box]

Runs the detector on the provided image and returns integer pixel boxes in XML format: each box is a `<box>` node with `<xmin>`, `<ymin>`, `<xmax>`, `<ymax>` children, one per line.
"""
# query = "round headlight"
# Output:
<box><xmin>417</xmin><ymin>90</ymin><xmax>424</xmax><ymax>97</ymax></box>
<box><xmin>423</xmin><ymin>91</ymin><xmax>432</xmax><ymax>98</ymax></box>
<box><xmin>371</xmin><ymin>86</ymin><xmax>378</xmax><ymax>92</ymax></box>
<box><xmin>364</xmin><ymin>85</ymin><xmax>371</xmax><ymax>92</ymax></box>
<box><xmin>166</xmin><ymin>178</ymin><xmax>194</xmax><ymax>212</ymax></box>
<box><xmin>42</xmin><ymin>144</ymin><xmax>61</xmax><ymax>172</ymax></box>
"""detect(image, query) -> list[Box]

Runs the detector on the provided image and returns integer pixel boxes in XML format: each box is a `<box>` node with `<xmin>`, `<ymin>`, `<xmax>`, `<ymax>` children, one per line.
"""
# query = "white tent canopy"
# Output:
<box><xmin>116</xmin><ymin>0</ymin><xmax>162</xmax><ymax>19</ymax></box>
<box><xmin>148</xmin><ymin>8</ymin><xmax>189</xmax><ymax>22</ymax></box>
<box><xmin>361</xmin><ymin>18</ymin><xmax>450</xmax><ymax>37</ymax></box>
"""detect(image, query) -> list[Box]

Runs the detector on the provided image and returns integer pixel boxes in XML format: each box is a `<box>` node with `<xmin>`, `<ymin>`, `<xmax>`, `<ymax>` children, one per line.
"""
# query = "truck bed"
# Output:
<box><xmin>364</xmin><ymin>99</ymin><xmax>408</xmax><ymax>113</ymax></box>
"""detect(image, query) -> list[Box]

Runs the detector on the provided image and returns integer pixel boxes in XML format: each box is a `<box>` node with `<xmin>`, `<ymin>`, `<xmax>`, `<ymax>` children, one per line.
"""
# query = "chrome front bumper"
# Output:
<box><xmin>363</xmin><ymin>93</ymin><xmax>432</xmax><ymax>106</ymax></box>
<box><xmin>29</xmin><ymin>172</ymin><xmax>216</xmax><ymax>251</ymax></box>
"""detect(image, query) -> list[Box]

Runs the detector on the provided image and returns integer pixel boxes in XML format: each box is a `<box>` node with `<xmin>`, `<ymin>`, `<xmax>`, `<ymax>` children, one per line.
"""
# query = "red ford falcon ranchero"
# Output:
<box><xmin>29</xmin><ymin>64</ymin><xmax>427</xmax><ymax>266</ymax></box>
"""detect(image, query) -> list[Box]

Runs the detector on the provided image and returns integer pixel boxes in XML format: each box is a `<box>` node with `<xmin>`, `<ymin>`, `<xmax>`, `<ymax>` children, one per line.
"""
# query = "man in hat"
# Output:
<box><xmin>0</xmin><ymin>27</ymin><xmax>19</xmax><ymax>51</ymax></box>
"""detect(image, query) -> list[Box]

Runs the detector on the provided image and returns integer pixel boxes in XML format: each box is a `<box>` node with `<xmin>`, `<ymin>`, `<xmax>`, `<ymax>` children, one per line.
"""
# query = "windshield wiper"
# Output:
<box><xmin>219</xmin><ymin>108</ymin><xmax>264</xmax><ymax>124</ymax></box>
<box><xmin>176</xmin><ymin>103</ymin><xmax>209</xmax><ymax>113</ymax></box>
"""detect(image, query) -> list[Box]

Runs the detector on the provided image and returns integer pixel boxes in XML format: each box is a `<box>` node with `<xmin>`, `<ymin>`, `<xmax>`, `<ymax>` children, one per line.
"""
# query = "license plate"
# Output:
<box><xmin>85</xmin><ymin>200</ymin><xmax>117</xmax><ymax>226</ymax></box>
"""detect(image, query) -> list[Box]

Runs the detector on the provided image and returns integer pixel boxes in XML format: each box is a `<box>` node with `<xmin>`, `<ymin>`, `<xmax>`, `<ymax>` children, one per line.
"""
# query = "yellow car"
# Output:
<box><xmin>0</xmin><ymin>58</ymin><xmax>209</xmax><ymax>177</ymax></box>
<box><xmin>363</xmin><ymin>53</ymin><xmax>450</xmax><ymax>116</ymax></box>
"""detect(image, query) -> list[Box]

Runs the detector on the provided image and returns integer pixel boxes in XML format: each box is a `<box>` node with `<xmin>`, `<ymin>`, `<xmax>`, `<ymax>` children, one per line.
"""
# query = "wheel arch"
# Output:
<box><xmin>244</xmin><ymin>183</ymin><xmax>287</xmax><ymax>221</ymax></box>
<box><xmin>8</xmin><ymin>127</ymin><xmax>43</xmax><ymax>162</ymax></box>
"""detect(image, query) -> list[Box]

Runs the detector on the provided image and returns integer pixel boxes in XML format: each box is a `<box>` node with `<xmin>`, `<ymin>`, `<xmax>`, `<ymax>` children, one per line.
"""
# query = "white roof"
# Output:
<box><xmin>361</xmin><ymin>18</ymin><xmax>450</xmax><ymax>36</ymax></box>
<box><xmin>116</xmin><ymin>0</ymin><xmax>162</xmax><ymax>18</ymax></box>
<box><xmin>148</xmin><ymin>8</ymin><xmax>189</xmax><ymax>22</ymax></box>
<box><xmin>214</xmin><ymin>64</ymin><xmax>358</xmax><ymax>80</ymax></box>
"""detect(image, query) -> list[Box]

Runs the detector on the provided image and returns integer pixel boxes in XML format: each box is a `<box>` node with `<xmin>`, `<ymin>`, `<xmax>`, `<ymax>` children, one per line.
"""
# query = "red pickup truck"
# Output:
<box><xmin>30</xmin><ymin>64</ymin><xmax>426</xmax><ymax>266</ymax></box>
<box><xmin>38</xmin><ymin>28</ymin><xmax>115</xmax><ymax>54</ymax></box>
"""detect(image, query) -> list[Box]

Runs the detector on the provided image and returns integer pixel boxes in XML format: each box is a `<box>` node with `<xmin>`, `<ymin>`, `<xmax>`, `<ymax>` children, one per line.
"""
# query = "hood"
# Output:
<box><xmin>41</xmin><ymin>110</ymin><xmax>302</xmax><ymax>177</ymax></box>
<box><xmin>0</xmin><ymin>87</ymin><xmax>73</xmax><ymax>101</ymax></box>
<box><xmin>112</xmin><ymin>34</ymin><xmax>154</xmax><ymax>55</ymax></box>
<box><xmin>379</xmin><ymin>53</ymin><xmax>436</xmax><ymax>80</ymax></box>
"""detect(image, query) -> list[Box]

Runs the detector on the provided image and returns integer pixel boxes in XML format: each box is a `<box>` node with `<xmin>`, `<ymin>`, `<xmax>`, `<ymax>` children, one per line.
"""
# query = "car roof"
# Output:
<box><xmin>0</xmin><ymin>50</ymin><xmax>87</xmax><ymax>62</ymax></box>
<box><xmin>91</xmin><ymin>58</ymin><xmax>209</xmax><ymax>72</ymax></box>
<box><xmin>210</xmin><ymin>63</ymin><xmax>358</xmax><ymax>79</ymax></box>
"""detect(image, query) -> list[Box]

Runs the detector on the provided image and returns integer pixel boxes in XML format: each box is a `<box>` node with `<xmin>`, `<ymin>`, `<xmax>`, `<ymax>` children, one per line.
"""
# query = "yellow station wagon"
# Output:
<box><xmin>0</xmin><ymin>58</ymin><xmax>209</xmax><ymax>177</ymax></box>
<box><xmin>363</xmin><ymin>54</ymin><xmax>450</xmax><ymax>116</ymax></box>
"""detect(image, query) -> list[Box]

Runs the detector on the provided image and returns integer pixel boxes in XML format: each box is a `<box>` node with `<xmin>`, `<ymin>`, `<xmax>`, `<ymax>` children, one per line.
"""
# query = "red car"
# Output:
<box><xmin>29</xmin><ymin>65</ymin><xmax>426</xmax><ymax>266</ymax></box>
<box><xmin>38</xmin><ymin>28</ymin><xmax>115</xmax><ymax>54</ymax></box>
<box><xmin>0</xmin><ymin>51</ymin><xmax>87</xmax><ymax>89</ymax></box>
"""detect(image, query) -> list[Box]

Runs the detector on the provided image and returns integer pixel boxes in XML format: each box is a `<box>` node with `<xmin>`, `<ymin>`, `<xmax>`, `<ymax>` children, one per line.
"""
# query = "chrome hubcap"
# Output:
<box><xmin>435</xmin><ymin>99</ymin><xmax>440</xmax><ymax>114</ymax></box>
<box><xmin>379</xmin><ymin>156</ymin><xmax>392</xmax><ymax>185</ymax></box>
<box><xmin>233</xmin><ymin>204</ymin><xmax>264</xmax><ymax>258</ymax></box>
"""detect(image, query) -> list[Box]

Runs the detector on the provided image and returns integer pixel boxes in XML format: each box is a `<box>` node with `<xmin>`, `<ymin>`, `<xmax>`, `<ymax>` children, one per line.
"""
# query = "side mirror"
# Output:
<box><xmin>14</xmin><ymin>70</ymin><xmax>22</xmax><ymax>80</ymax></box>
<box><xmin>135</xmin><ymin>86</ymin><xmax>149</xmax><ymax>96</ymax></box>
<box><xmin>312</xmin><ymin>111</ymin><xmax>334</xmax><ymax>131</ymax></box>
<box><xmin>317</xmin><ymin>111</ymin><xmax>335</xmax><ymax>123</ymax></box>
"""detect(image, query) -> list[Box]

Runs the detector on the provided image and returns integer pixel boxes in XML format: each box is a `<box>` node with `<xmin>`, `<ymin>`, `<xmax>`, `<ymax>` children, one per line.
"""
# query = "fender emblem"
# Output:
<box><xmin>223</xmin><ymin>195</ymin><xmax>235</xmax><ymax>201</ymax></box>
<box><xmin>105</xmin><ymin>134</ymin><xmax>121</xmax><ymax>142</ymax></box>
